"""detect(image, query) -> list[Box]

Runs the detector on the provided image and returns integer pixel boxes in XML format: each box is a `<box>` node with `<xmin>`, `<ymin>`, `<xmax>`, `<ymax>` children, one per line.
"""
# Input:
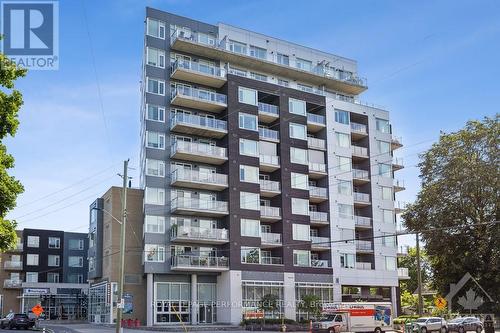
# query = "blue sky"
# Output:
<box><xmin>6</xmin><ymin>0</ymin><xmax>500</xmax><ymax>240</ymax></box>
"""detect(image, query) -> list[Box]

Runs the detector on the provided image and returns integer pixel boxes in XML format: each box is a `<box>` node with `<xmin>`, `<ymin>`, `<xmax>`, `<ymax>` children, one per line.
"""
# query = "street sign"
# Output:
<box><xmin>435</xmin><ymin>297</ymin><xmax>447</xmax><ymax>309</ymax></box>
<box><xmin>32</xmin><ymin>304</ymin><xmax>44</xmax><ymax>317</ymax></box>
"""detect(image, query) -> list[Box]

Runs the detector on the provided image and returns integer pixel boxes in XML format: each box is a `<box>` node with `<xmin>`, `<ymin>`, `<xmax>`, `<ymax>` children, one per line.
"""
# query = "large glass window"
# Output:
<box><xmin>146</xmin><ymin>132</ymin><xmax>165</xmax><ymax>149</ymax></box>
<box><xmin>145</xmin><ymin>187</ymin><xmax>165</xmax><ymax>205</ymax></box>
<box><xmin>337</xmin><ymin>180</ymin><xmax>352</xmax><ymax>195</ymax></box>
<box><xmin>290</xmin><ymin>147</ymin><xmax>308</xmax><ymax>165</ymax></box>
<box><xmin>378</xmin><ymin>140</ymin><xmax>391</xmax><ymax>154</ymax></box>
<box><xmin>239</xmin><ymin>113</ymin><xmax>258</xmax><ymax>131</ymax></box>
<box><xmin>145</xmin><ymin>215</ymin><xmax>166</xmax><ymax>233</ymax></box>
<box><xmin>145</xmin><ymin>244</ymin><xmax>165</xmax><ymax>262</ymax></box>
<box><xmin>289</xmin><ymin>98</ymin><xmax>306</xmax><ymax>116</ymax></box>
<box><xmin>48</xmin><ymin>237</ymin><xmax>60</xmax><ymax>249</ymax></box>
<box><xmin>229</xmin><ymin>40</ymin><xmax>247</xmax><ymax>54</ymax></box>
<box><xmin>336</xmin><ymin>156</ymin><xmax>351</xmax><ymax>172</ymax></box>
<box><xmin>241</xmin><ymin>219</ymin><xmax>260</xmax><ymax>237</ymax></box>
<box><xmin>291</xmin><ymin>198</ymin><xmax>309</xmax><ymax>216</ymax></box>
<box><xmin>338</xmin><ymin>203</ymin><xmax>354</xmax><ymax>219</ymax></box>
<box><xmin>340</xmin><ymin>253</ymin><xmax>355</xmax><ymax>269</ymax></box>
<box><xmin>277</xmin><ymin>53</ymin><xmax>289</xmax><ymax>65</ymax></box>
<box><xmin>155</xmin><ymin>282</ymin><xmax>191</xmax><ymax>324</ymax></box>
<box><xmin>240</xmin><ymin>192</ymin><xmax>259</xmax><ymax>211</ymax></box>
<box><xmin>147</xmin><ymin>18</ymin><xmax>165</xmax><ymax>39</ymax></box>
<box><xmin>147</xmin><ymin>47</ymin><xmax>165</xmax><ymax>68</ymax></box>
<box><xmin>383</xmin><ymin>233</ymin><xmax>396</xmax><ymax>247</ymax></box>
<box><xmin>378</xmin><ymin>163</ymin><xmax>392</xmax><ymax>177</ymax></box>
<box><xmin>239</xmin><ymin>139</ymin><xmax>259</xmax><ymax>157</ymax></box>
<box><xmin>289</xmin><ymin>123</ymin><xmax>307</xmax><ymax>140</ymax></box>
<box><xmin>147</xmin><ymin>78</ymin><xmax>165</xmax><ymax>95</ymax></box>
<box><xmin>336</xmin><ymin>132</ymin><xmax>350</xmax><ymax>148</ymax></box>
<box><xmin>27</xmin><ymin>236</ymin><xmax>39</xmax><ymax>248</ymax></box>
<box><xmin>376</xmin><ymin>118</ymin><xmax>390</xmax><ymax>133</ymax></box>
<box><xmin>238</xmin><ymin>87</ymin><xmax>258</xmax><ymax>106</ymax></box>
<box><xmin>335</xmin><ymin>110</ymin><xmax>350</xmax><ymax>124</ymax></box>
<box><xmin>381</xmin><ymin>186</ymin><xmax>393</xmax><ymax>200</ymax></box>
<box><xmin>240</xmin><ymin>165</ymin><xmax>259</xmax><ymax>183</ymax></box>
<box><xmin>296</xmin><ymin>58</ymin><xmax>312</xmax><ymax>71</ymax></box>
<box><xmin>146</xmin><ymin>105</ymin><xmax>165</xmax><ymax>122</ymax></box>
<box><xmin>69</xmin><ymin>239</ymin><xmax>84</xmax><ymax>250</ymax></box>
<box><xmin>26</xmin><ymin>272</ymin><xmax>38</xmax><ymax>283</ymax></box>
<box><xmin>292</xmin><ymin>224</ymin><xmax>310</xmax><ymax>241</ymax></box>
<box><xmin>146</xmin><ymin>159</ymin><xmax>165</xmax><ymax>177</ymax></box>
<box><xmin>69</xmin><ymin>256</ymin><xmax>84</xmax><ymax>267</ymax></box>
<box><xmin>382</xmin><ymin>209</ymin><xmax>394</xmax><ymax>223</ymax></box>
<box><xmin>26</xmin><ymin>254</ymin><xmax>39</xmax><ymax>266</ymax></box>
<box><xmin>293</xmin><ymin>250</ymin><xmax>310</xmax><ymax>267</ymax></box>
<box><xmin>291</xmin><ymin>173</ymin><xmax>308</xmax><ymax>190</ymax></box>
<box><xmin>241</xmin><ymin>247</ymin><xmax>260</xmax><ymax>264</ymax></box>
<box><xmin>385</xmin><ymin>256</ymin><xmax>397</xmax><ymax>270</ymax></box>
<box><xmin>249</xmin><ymin>45</ymin><xmax>267</xmax><ymax>59</ymax></box>
<box><xmin>48</xmin><ymin>255</ymin><xmax>60</xmax><ymax>267</ymax></box>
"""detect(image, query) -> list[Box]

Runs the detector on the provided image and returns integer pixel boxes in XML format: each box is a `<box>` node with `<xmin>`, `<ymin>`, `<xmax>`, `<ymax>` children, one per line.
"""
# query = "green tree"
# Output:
<box><xmin>258</xmin><ymin>293</ymin><xmax>279</xmax><ymax>326</ymax></box>
<box><xmin>402</xmin><ymin>115</ymin><xmax>500</xmax><ymax>313</ymax></box>
<box><xmin>399</xmin><ymin>247</ymin><xmax>432</xmax><ymax>294</ymax></box>
<box><xmin>297</xmin><ymin>294</ymin><xmax>322</xmax><ymax>320</ymax></box>
<box><xmin>401</xmin><ymin>290</ymin><xmax>418</xmax><ymax>312</ymax></box>
<box><xmin>0</xmin><ymin>43</ymin><xmax>26</xmax><ymax>251</ymax></box>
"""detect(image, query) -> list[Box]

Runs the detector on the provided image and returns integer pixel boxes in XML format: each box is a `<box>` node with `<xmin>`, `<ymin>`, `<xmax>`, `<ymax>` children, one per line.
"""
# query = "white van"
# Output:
<box><xmin>312</xmin><ymin>302</ymin><xmax>394</xmax><ymax>333</ymax></box>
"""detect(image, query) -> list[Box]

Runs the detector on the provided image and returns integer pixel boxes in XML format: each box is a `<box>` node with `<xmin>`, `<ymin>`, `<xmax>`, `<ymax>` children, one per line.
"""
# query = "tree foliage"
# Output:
<box><xmin>402</xmin><ymin>115</ymin><xmax>500</xmax><ymax>312</ymax></box>
<box><xmin>297</xmin><ymin>294</ymin><xmax>322</xmax><ymax>320</ymax></box>
<box><xmin>258</xmin><ymin>293</ymin><xmax>279</xmax><ymax>325</ymax></box>
<box><xmin>399</xmin><ymin>247</ymin><xmax>432</xmax><ymax>294</ymax></box>
<box><xmin>0</xmin><ymin>44</ymin><xmax>26</xmax><ymax>251</ymax></box>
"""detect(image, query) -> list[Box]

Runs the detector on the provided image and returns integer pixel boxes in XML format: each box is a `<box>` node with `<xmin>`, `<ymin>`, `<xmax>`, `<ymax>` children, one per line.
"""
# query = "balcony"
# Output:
<box><xmin>350</xmin><ymin>122</ymin><xmax>368</xmax><ymax>139</ymax></box>
<box><xmin>352</xmin><ymin>169</ymin><xmax>370</xmax><ymax>184</ymax></box>
<box><xmin>171</xmin><ymin>255</ymin><xmax>229</xmax><ymax>272</ymax></box>
<box><xmin>3</xmin><ymin>279</ymin><xmax>22</xmax><ymax>289</ymax></box>
<box><xmin>309</xmin><ymin>186</ymin><xmax>328</xmax><ymax>203</ymax></box>
<box><xmin>259</xmin><ymin>179</ymin><xmax>281</xmax><ymax>197</ymax></box>
<box><xmin>395</xmin><ymin>201</ymin><xmax>408</xmax><ymax>214</ymax></box>
<box><xmin>170</xmin><ymin>113</ymin><xmax>227</xmax><ymax>139</ymax></box>
<box><xmin>309</xmin><ymin>162</ymin><xmax>327</xmax><ymax>179</ymax></box>
<box><xmin>351</xmin><ymin>145</ymin><xmax>369</xmax><ymax>159</ymax></box>
<box><xmin>259</xmin><ymin>155</ymin><xmax>280</xmax><ymax>172</ymax></box>
<box><xmin>391</xmin><ymin>136</ymin><xmax>403</xmax><ymax>150</ymax></box>
<box><xmin>311</xmin><ymin>259</ymin><xmax>330</xmax><ymax>268</ymax></box>
<box><xmin>355</xmin><ymin>240</ymin><xmax>373</xmax><ymax>253</ymax></box>
<box><xmin>355</xmin><ymin>262</ymin><xmax>373</xmax><ymax>270</ymax></box>
<box><xmin>170</xmin><ymin>226</ymin><xmax>229</xmax><ymax>245</ymax></box>
<box><xmin>171</xmin><ymin>169</ymin><xmax>228</xmax><ymax>191</ymax></box>
<box><xmin>309</xmin><ymin>211</ymin><xmax>329</xmax><ymax>225</ymax></box>
<box><xmin>260</xmin><ymin>206</ymin><xmax>281</xmax><ymax>222</ymax></box>
<box><xmin>353</xmin><ymin>192</ymin><xmax>371</xmax><ymax>207</ymax></box>
<box><xmin>393</xmin><ymin>157</ymin><xmax>404</xmax><ymax>171</ymax></box>
<box><xmin>170</xmin><ymin>59</ymin><xmax>227</xmax><ymax>88</ymax></box>
<box><xmin>259</xmin><ymin>127</ymin><xmax>279</xmax><ymax>142</ymax></box>
<box><xmin>311</xmin><ymin>236</ymin><xmax>330</xmax><ymax>251</ymax></box>
<box><xmin>261</xmin><ymin>232</ymin><xmax>282</xmax><ymax>248</ymax></box>
<box><xmin>307</xmin><ymin>113</ymin><xmax>326</xmax><ymax>132</ymax></box>
<box><xmin>354</xmin><ymin>216</ymin><xmax>372</xmax><ymax>229</ymax></box>
<box><xmin>4</xmin><ymin>261</ymin><xmax>22</xmax><ymax>270</ymax></box>
<box><xmin>258</xmin><ymin>102</ymin><xmax>279</xmax><ymax>122</ymax></box>
<box><xmin>398</xmin><ymin>267</ymin><xmax>410</xmax><ymax>280</ymax></box>
<box><xmin>398</xmin><ymin>245</ymin><xmax>410</xmax><ymax>257</ymax></box>
<box><xmin>261</xmin><ymin>256</ymin><xmax>283</xmax><ymax>265</ymax></box>
<box><xmin>171</xmin><ymin>197</ymin><xmax>229</xmax><ymax>217</ymax></box>
<box><xmin>170</xmin><ymin>141</ymin><xmax>228</xmax><ymax>165</ymax></box>
<box><xmin>170</xmin><ymin>30</ymin><xmax>367</xmax><ymax>95</ymax></box>
<box><xmin>307</xmin><ymin>137</ymin><xmax>326</xmax><ymax>151</ymax></box>
<box><xmin>170</xmin><ymin>86</ymin><xmax>227</xmax><ymax>113</ymax></box>
<box><xmin>394</xmin><ymin>179</ymin><xmax>405</xmax><ymax>192</ymax></box>
<box><xmin>7</xmin><ymin>242</ymin><xmax>23</xmax><ymax>252</ymax></box>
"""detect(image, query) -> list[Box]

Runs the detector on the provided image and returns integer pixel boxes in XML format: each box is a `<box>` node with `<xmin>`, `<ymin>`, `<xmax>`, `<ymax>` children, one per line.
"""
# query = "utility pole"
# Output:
<box><xmin>116</xmin><ymin>159</ymin><xmax>129</xmax><ymax>333</ymax></box>
<box><xmin>416</xmin><ymin>232</ymin><xmax>423</xmax><ymax>316</ymax></box>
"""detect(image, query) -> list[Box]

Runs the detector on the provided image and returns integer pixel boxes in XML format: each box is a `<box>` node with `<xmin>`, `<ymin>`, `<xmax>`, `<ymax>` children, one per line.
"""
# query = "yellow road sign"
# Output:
<box><xmin>435</xmin><ymin>297</ymin><xmax>447</xmax><ymax>309</ymax></box>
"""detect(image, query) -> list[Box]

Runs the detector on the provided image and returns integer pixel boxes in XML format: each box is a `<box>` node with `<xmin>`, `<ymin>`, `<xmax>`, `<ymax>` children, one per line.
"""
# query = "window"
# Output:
<box><xmin>239</xmin><ymin>139</ymin><xmax>259</xmax><ymax>157</ymax></box>
<box><xmin>26</xmin><ymin>272</ymin><xmax>38</xmax><ymax>283</ymax></box>
<box><xmin>376</xmin><ymin>118</ymin><xmax>390</xmax><ymax>133</ymax></box>
<box><xmin>147</xmin><ymin>18</ymin><xmax>165</xmax><ymax>39</ymax></box>
<box><xmin>382</xmin><ymin>209</ymin><xmax>394</xmax><ymax>224</ymax></box>
<box><xmin>69</xmin><ymin>256</ymin><xmax>84</xmax><ymax>267</ymax></box>
<box><xmin>296</xmin><ymin>58</ymin><xmax>312</xmax><ymax>71</ymax></box>
<box><xmin>238</xmin><ymin>87</ymin><xmax>257</xmax><ymax>106</ymax></box>
<box><xmin>289</xmin><ymin>123</ymin><xmax>307</xmax><ymax>140</ymax></box>
<box><xmin>146</xmin><ymin>131</ymin><xmax>165</xmax><ymax>149</ymax></box>
<box><xmin>293</xmin><ymin>250</ymin><xmax>310</xmax><ymax>267</ymax></box>
<box><xmin>378</xmin><ymin>140</ymin><xmax>391</xmax><ymax>154</ymax></box>
<box><xmin>337</xmin><ymin>180</ymin><xmax>352</xmax><ymax>195</ymax></box>
<box><xmin>340</xmin><ymin>254</ymin><xmax>355</xmax><ymax>269</ymax></box>
<box><xmin>292</xmin><ymin>223</ymin><xmax>310</xmax><ymax>241</ymax></box>
<box><xmin>291</xmin><ymin>173</ymin><xmax>308</xmax><ymax>190</ymax></box>
<box><xmin>249</xmin><ymin>45</ymin><xmax>267</xmax><ymax>59</ymax></box>
<box><xmin>340</xmin><ymin>228</ymin><xmax>355</xmax><ymax>243</ymax></box>
<box><xmin>88</xmin><ymin>257</ymin><xmax>95</xmax><ymax>271</ymax></box>
<box><xmin>47</xmin><ymin>273</ymin><xmax>59</xmax><ymax>283</ymax></box>
<box><xmin>336</xmin><ymin>132</ymin><xmax>350</xmax><ymax>148</ymax></box>
<box><xmin>145</xmin><ymin>215</ymin><xmax>165</xmax><ymax>233</ymax></box>
<box><xmin>145</xmin><ymin>244</ymin><xmax>165</xmax><ymax>262</ymax></box>
<box><xmin>335</xmin><ymin>110</ymin><xmax>350</xmax><ymax>124</ymax></box>
<box><xmin>69</xmin><ymin>239</ymin><xmax>84</xmax><ymax>250</ymax></box>
<box><xmin>382</xmin><ymin>233</ymin><xmax>396</xmax><ymax>247</ymax></box>
<box><xmin>197</xmin><ymin>32</ymin><xmax>216</xmax><ymax>46</ymax></box>
<box><xmin>241</xmin><ymin>219</ymin><xmax>260</xmax><ymax>237</ymax></box>
<box><xmin>146</xmin><ymin>104</ymin><xmax>165</xmax><ymax>122</ymax></box>
<box><xmin>338</xmin><ymin>204</ymin><xmax>354</xmax><ymax>219</ymax></box>
<box><xmin>292</xmin><ymin>198</ymin><xmax>309</xmax><ymax>216</ymax></box>
<box><xmin>336</xmin><ymin>156</ymin><xmax>351</xmax><ymax>172</ymax></box>
<box><xmin>378</xmin><ymin>163</ymin><xmax>392</xmax><ymax>177</ymax></box>
<box><xmin>229</xmin><ymin>40</ymin><xmax>247</xmax><ymax>54</ymax></box>
<box><xmin>229</xmin><ymin>66</ymin><xmax>247</xmax><ymax>77</ymax></box>
<box><xmin>26</xmin><ymin>254</ymin><xmax>39</xmax><ymax>266</ymax></box>
<box><xmin>48</xmin><ymin>237</ymin><xmax>60</xmax><ymax>249</ymax></box>
<box><xmin>289</xmin><ymin>98</ymin><xmax>306</xmax><ymax>116</ymax></box>
<box><xmin>240</xmin><ymin>192</ymin><xmax>259</xmax><ymax>211</ymax></box>
<box><xmin>145</xmin><ymin>187</ymin><xmax>165</xmax><ymax>205</ymax></box>
<box><xmin>27</xmin><ymin>236</ymin><xmax>39</xmax><ymax>248</ymax></box>
<box><xmin>290</xmin><ymin>147</ymin><xmax>308</xmax><ymax>165</ymax></box>
<box><xmin>146</xmin><ymin>159</ymin><xmax>165</xmax><ymax>177</ymax></box>
<box><xmin>385</xmin><ymin>256</ymin><xmax>397</xmax><ymax>270</ymax></box>
<box><xmin>147</xmin><ymin>47</ymin><xmax>165</xmax><ymax>68</ymax></box>
<box><xmin>250</xmin><ymin>72</ymin><xmax>267</xmax><ymax>82</ymax></box>
<box><xmin>381</xmin><ymin>186</ymin><xmax>393</xmax><ymax>200</ymax></box>
<box><xmin>277</xmin><ymin>53</ymin><xmax>289</xmax><ymax>65</ymax></box>
<box><xmin>48</xmin><ymin>255</ymin><xmax>60</xmax><ymax>267</ymax></box>
<box><xmin>277</xmin><ymin>78</ymin><xmax>289</xmax><ymax>87</ymax></box>
<box><xmin>239</xmin><ymin>113</ymin><xmax>258</xmax><ymax>131</ymax></box>
<box><xmin>146</xmin><ymin>77</ymin><xmax>165</xmax><ymax>95</ymax></box>
<box><xmin>239</xmin><ymin>165</ymin><xmax>259</xmax><ymax>183</ymax></box>
<box><xmin>297</xmin><ymin>83</ymin><xmax>313</xmax><ymax>93</ymax></box>
<box><xmin>241</xmin><ymin>247</ymin><xmax>260</xmax><ymax>264</ymax></box>
<box><xmin>68</xmin><ymin>274</ymin><xmax>84</xmax><ymax>284</ymax></box>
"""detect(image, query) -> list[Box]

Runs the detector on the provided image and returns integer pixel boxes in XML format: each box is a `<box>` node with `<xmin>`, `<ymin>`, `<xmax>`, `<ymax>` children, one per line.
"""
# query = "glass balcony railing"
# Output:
<box><xmin>393</xmin><ymin>157</ymin><xmax>404</xmax><ymax>167</ymax></box>
<box><xmin>3</xmin><ymin>279</ymin><xmax>22</xmax><ymax>288</ymax></box>
<box><xmin>398</xmin><ymin>267</ymin><xmax>409</xmax><ymax>278</ymax></box>
<box><xmin>259</xmin><ymin>179</ymin><xmax>280</xmax><ymax>192</ymax></box>
<box><xmin>258</xmin><ymin>102</ymin><xmax>279</xmax><ymax>115</ymax></box>
<box><xmin>171</xmin><ymin>141</ymin><xmax>227</xmax><ymax>159</ymax></box>
<box><xmin>352</xmin><ymin>169</ymin><xmax>369</xmax><ymax>180</ymax></box>
<box><xmin>171</xmin><ymin>255</ymin><xmax>229</xmax><ymax>270</ymax></box>
<box><xmin>261</xmin><ymin>232</ymin><xmax>282</xmax><ymax>245</ymax></box>
<box><xmin>259</xmin><ymin>127</ymin><xmax>279</xmax><ymax>141</ymax></box>
<box><xmin>311</xmin><ymin>259</ymin><xmax>329</xmax><ymax>268</ymax></box>
<box><xmin>394</xmin><ymin>179</ymin><xmax>405</xmax><ymax>188</ymax></box>
<box><xmin>307</xmin><ymin>137</ymin><xmax>326</xmax><ymax>150</ymax></box>
<box><xmin>260</xmin><ymin>206</ymin><xmax>281</xmax><ymax>218</ymax></box>
<box><xmin>355</xmin><ymin>262</ymin><xmax>372</xmax><ymax>270</ymax></box>
<box><xmin>352</xmin><ymin>145</ymin><xmax>368</xmax><ymax>157</ymax></box>
<box><xmin>171</xmin><ymin>59</ymin><xmax>226</xmax><ymax>78</ymax></box>
<box><xmin>261</xmin><ymin>256</ymin><xmax>283</xmax><ymax>265</ymax></box>
<box><xmin>307</xmin><ymin>113</ymin><xmax>326</xmax><ymax>125</ymax></box>
<box><xmin>170</xmin><ymin>86</ymin><xmax>227</xmax><ymax>105</ymax></box>
<box><xmin>354</xmin><ymin>192</ymin><xmax>370</xmax><ymax>203</ymax></box>
<box><xmin>171</xmin><ymin>169</ymin><xmax>228</xmax><ymax>187</ymax></box>
<box><xmin>171</xmin><ymin>197</ymin><xmax>228</xmax><ymax>213</ymax></box>
<box><xmin>354</xmin><ymin>216</ymin><xmax>372</xmax><ymax>227</ymax></box>
<box><xmin>259</xmin><ymin>155</ymin><xmax>280</xmax><ymax>166</ymax></box>
<box><xmin>4</xmin><ymin>261</ymin><xmax>22</xmax><ymax>270</ymax></box>
<box><xmin>309</xmin><ymin>162</ymin><xmax>326</xmax><ymax>173</ymax></box>
<box><xmin>355</xmin><ymin>240</ymin><xmax>373</xmax><ymax>251</ymax></box>
<box><xmin>170</xmin><ymin>113</ymin><xmax>227</xmax><ymax>131</ymax></box>
<box><xmin>171</xmin><ymin>225</ymin><xmax>228</xmax><ymax>242</ymax></box>
<box><xmin>309</xmin><ymin>211</ymin><xmax>328</xmax><ymax>222</ymax></box>
<box><xmin>311</xmin><ymin>236</ymin><xmax>330</xmax><ymax>248</ymax></box>
<box><xmin>309</xmin><ymin>186</ymin><xmax>328</xmax><ymax>198</ymax></box>
<box><xmin>350</xmin><ymin>122</ymin><xmax>368</xmax><ymax>134</ymax></box>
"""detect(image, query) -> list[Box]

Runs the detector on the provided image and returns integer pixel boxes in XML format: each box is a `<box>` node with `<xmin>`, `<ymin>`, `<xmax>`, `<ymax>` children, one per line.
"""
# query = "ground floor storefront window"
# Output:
<box><xmin>242</xmin><ymin>281</ymin><xmax>284</xmax><ymax>319</ymax></box>
<box><xmin>155</xmin><ymin>282</ymin><xmax>190</xmax><ymax>324</ymax></box>
<box><xmin>21</xmin><ymin>293</ymin><xmax>87</xmax><ymax>320</ymax></box>
<box><xmin>88</xmin><ymin>282</ymin><xmax>117</xmax><ymax>324</ymax></box>
<box><xmin>295</xmin><ymin>283</ymin><xmax>334</xmax><ymax>321</ymax></box>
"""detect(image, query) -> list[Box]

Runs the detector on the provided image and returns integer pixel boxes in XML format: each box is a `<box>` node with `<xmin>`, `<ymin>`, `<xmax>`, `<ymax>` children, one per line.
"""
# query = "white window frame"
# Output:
<box><xmin>26</xmin><ymin>272</ymin><xmax>38</xmax><ymax>283</ymax></box>
<box><xmin>240</xmin><ymin>191</ymin><xmax>259</xmax><ymax>211</ymax></box>
<box><xmin>240</xmin><ymin>219</ymin><xmax>260</xmax><ymax>237</ymax></box>
<box><xmin>291</xmin><ymin>198</ymin><xmax>309</xmax><ymax>216</ymax></box>
<box><xmin>239</xmin><ymin>138</ymin><xmax>259</xmax><ymax>157</ymax></box>
<box><xmin>145</xmin><ymin>244</ymin><xmax>165</xmax><ymax>262</ymax></box>
<box><xmin>146</xmin><ymin>47</ymin><xmax>166</xmax><ymax>68</ymax></box>
<box><xmin>292</xmin><ymin>223</ymin><xmax>310</xmax><ymax>241</ymax></box>
<box><xmin>48</xmin><ymin>255</ymin><xmax>60</xmax><ymax>267</ymax></box>
<box><xmin>146</xmin><ymin>104</ymin><xmax>165</xmax><ymax>122</ymax></box>
<box><xmin>48</xmin><ymin>237</ymin><xmax>60</xmax><ymax>249</ymax></box>
<box><xmin>146</xmin><ymin>131</ymin><xmax>165</xmax><ymax>150</ymax></box>
<box><xmin>147</xmin><ymin>18</ymin><xmax>165</xmax><ymax>39</ymax></box>
<box><xmin>340</xmin><ymin>253</ymin><xmax>355</xmax><ymax>269</ymax></box>
<box><xmin>145</xmin><ymin>187</ymin><xmax>166</xmax><ymax>205</ymax></box>
<box><xmin>26</xmin><ymin>254</ymin><xmax>39</xmax><ymax>266</ymax></box>
<box><xmin>289</xmin><ymin>98</ymin><xmax>306</xmax><ymax>116</ymax></box>
<box><xmin>290</xmin><ymin>147</ymin><xmax>308</xmax><ymax>165</ymax></box>
<box><xmin>239</xmin><ymin>165</ymin><xmax>259</xmax><ymax>184</ymax></box>
<box><xmin>69</xmin><ymin>256</ymin><xmax>84</xmax><ymax>267</ymax></box>
<box><xmin>145</xmin><ymin>215</ymin><xmax>166</xmax><ymax>234</ymax></box>
<box><xmin>146</xmin><ymin>77</ymin><xmax>165</xmax><ymax>95</ymax></box>
<box><xmin>238</xmin><ymin>112</ymin><xmax>258</xmax><ymax>131</ymax></box>
<box><xmin>289</xmin><ymin>122</ymin><xmax>307</xmax><ymax>140</ymax></box>
<box><xmin>293</xmin><ymin>250</ymin><xmax>311</xmax><ymax>267</ymax></box>
<box><xmin>146</xmin><ymin>159</ymin><xmax>166</xmax><ymax>177</ymax></box>
<box><xmin>291</xmin><ymin>172</ymin><xmax>308</xmax><ymax>190</ymax></box>
<box><xmin>27</xmin><ymin>236</ymin><xmax>39</xmax><ymax>248</ymax></box>
<box><xmin>238</xmin><ymin>87</ymin><xmax>258</xmax><ymax>106</ymax></box>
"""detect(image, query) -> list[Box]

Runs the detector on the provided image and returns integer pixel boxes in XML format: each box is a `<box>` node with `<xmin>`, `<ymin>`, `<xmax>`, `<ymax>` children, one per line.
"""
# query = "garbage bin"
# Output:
<box><xmin>484</xmin><ymin>315</ymin><xmax>494</xmax><ymax>333</ymax></box>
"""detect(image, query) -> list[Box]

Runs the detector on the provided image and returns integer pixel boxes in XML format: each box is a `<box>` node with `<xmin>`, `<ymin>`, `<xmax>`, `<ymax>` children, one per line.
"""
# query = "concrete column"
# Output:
<box><xmin>333</xmin><ymin>283</ymin><xmax>342</xmax><ymax>302</ymax></box>
<box><xmin>391</xmin><ymin>286</ymin><xmax>398</xmax><ymax>317</ymax></box>
<box><xmin>146</xmin><ymin>273</ymin><xmax>153</xmax><ymax>326</ymax></box>
<box><xmin>191</xmin><ymin>274</ymin><xmax>198</xmax><ymax>325</ymax></box>
<box><xmin>217</xmin><ymin>270</ymin><xmax>242</xmax><ymax>324</ymax></box>
<box><xmin>283</xmin><ymin>273</ymin><xmax>296</xmax><ymax>320</ymax></box>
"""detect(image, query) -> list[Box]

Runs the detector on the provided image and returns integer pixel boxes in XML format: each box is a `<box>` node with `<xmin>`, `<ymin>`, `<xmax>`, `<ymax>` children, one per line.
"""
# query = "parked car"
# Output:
<box><xmin>0</xmin><ymin>312</ymin><xmax>36</xmax><ymax>330</ymax></box>
<box><xmin>412</xmin><ymin>317</ymin><xmax>448</xmax><ymax>333</ymax></box>
<box><xmin>447</xmin><ymin>317</ymin><xmax>483</xmax><ymax>333</ymax></box>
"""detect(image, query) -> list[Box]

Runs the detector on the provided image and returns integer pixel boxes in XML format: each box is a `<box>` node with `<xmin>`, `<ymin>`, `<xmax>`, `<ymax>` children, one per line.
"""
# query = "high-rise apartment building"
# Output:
<box><xmin>139</xmin><ymin>7</ymin><xmax>407</xmax><ymax>326</ymax></box>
